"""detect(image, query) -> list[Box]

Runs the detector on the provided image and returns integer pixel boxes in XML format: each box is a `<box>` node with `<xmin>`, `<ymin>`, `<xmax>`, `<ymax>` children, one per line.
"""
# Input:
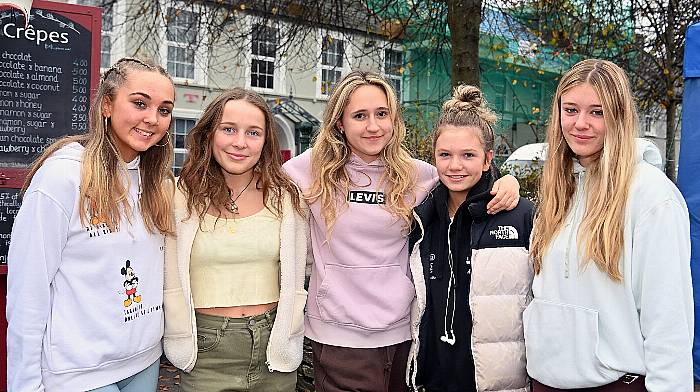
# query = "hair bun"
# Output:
<box><xmin>441</xmin><ymin>84</ymin><xmax>496</xmax><ymax>125</ymax></box>
<box><xmin>454</xmin><ymin>85</ymin><xmax>482</xmax><ymax>106</ymax></box>
<box><xmin>442</xmin><ymin>84</ymin><xmax>483</xmax><ymax>113</ymax></box>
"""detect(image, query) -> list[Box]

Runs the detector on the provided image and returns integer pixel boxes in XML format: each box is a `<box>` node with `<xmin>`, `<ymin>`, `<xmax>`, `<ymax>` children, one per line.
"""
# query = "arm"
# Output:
<box><xmin>487</xmin><ymin>174</ymin><xmax>520</xmax><ymax>214</ymax></box>
<box><xmin>632</xmin><ymin>198</ymin><xmax>693</xmax><ymax>391</ymax></box>
<box><xmin>7</xmin><ymin>191</ymin><xmax>68</xmax><ymax>392</ymax></box>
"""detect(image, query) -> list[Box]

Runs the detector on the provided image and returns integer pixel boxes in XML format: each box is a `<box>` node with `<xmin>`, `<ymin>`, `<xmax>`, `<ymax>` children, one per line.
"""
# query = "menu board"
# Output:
<box><xmin>0</xmin><ymin>1</ymin><xmax>100</xmax><ymax>265</ymax></box>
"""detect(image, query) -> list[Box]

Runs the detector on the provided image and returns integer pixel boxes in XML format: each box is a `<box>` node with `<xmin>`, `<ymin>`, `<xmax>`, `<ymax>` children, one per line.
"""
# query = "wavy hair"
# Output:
<box><xmin>308</xmin><ymin>71</ymin><xmax>417</xmax><ymax>235</ymax></box>
<box><xmin>531</xmin><ymin>59</ymin><xmax>638</xmax><ymax>281</ymax></box>
<box><xmin>23</xmin><ymin>57</ymin><xmax>175</xmax><ymax>234</ymax></box>
<box><xmin>178</xmin><ymin>88</ymin><xmax>302</xmax><ymax>220</ymax></box>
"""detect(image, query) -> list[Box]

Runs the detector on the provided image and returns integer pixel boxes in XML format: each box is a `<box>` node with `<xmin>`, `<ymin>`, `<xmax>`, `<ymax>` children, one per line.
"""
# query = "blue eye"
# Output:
<box><xmin>563</xmin><ymin>107</ymin><xmax>577</xmax><ymax>114</ymax></box>
<box><xmin>592</xmin><ymin>109</ymin><xmax>604</xmax><ymax>116</ymax></box>
<box><xmin>246</xmin><ymin>130</ymin><xmax>261</xmax><ymax>137</ymax></box>
<box><xmin>222</xmin><ymin>127</ymin><xmax>236</xmax><ymax>134</ymax></box>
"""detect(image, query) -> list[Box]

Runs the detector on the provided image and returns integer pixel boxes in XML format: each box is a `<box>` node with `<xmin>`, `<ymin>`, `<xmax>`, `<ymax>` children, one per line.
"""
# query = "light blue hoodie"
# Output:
<box><xmin>7</xmin><ymin>142</ymin><xmax>164</xmax><ymax>391</ymax></box>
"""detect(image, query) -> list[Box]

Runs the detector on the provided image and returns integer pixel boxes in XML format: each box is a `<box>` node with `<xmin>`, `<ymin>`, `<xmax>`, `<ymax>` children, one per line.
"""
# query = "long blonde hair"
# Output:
<box><xmin>308</xmin><ymin>71</ymin><xmax>416</xmax><ymax>234</ymax></box>
<box><xmin>23</xmin><ymin>57</ymin><xmax>175</xmax><ymax>235</ymax></box>
<box><xmin>178</xmin><ymin>88</ymin><xmax>302</xmax><ymax>220</ymax></box>
<box><xmin>531</xmin><ymin>59</ymin><xmax>638</xmax><ymax>281</ymax></box>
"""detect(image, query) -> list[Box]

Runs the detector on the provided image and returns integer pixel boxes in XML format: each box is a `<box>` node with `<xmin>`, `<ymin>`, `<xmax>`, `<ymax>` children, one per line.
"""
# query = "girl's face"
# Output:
<box><xmin>337</xmin><ymin>84</ymin><xmax>394</xmax><ymax>163</ymax></box>
<box><xmin>211</xmin><ymin>99</ymin><xmax>266</xmax><ymax>177</ymax></box>
<box><xmin>435</xmin><ymin>126</ymin><xmax>492</xmax><ymax>197</ymax></box>
<box><xmin>102</xmin><ymin>70</ymin><xmax>174</xmax><ymax>162</ymax></box>
<box><xmin>560</xmin><ymin>83</ymin><xmax>607</xmax><ymax>167</ymax></box>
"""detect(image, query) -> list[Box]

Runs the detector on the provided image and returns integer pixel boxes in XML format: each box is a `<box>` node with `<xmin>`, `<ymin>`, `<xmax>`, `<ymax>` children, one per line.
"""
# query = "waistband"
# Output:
<box><xmin>532</xmin><ymin>374</ymin><xmax>645</xmax><ymax>392</ymax></box>
<box><xmin>195</xmin><ymin>308</ymin><xmax>277</xmax><ymax>330</ymax></box>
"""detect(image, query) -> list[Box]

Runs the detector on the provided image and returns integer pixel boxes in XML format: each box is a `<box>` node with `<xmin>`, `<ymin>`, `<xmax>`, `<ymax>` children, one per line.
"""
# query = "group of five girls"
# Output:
<box><xmin>7</xmin><ymin>55</ymin><xmax>692</xmax><ymax>392</ymax></box>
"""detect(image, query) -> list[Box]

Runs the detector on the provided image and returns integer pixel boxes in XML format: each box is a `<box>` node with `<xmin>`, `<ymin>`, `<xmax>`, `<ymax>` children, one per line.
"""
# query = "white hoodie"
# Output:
<box><xmin>523</xmin><ymin>158</ymin><xmax>693</xmax><ymax>391</ymax></box>
<box><xmin>7</xmin><ymin>142</ymin><xmax>164</xmax><ymax>391</ymax></box>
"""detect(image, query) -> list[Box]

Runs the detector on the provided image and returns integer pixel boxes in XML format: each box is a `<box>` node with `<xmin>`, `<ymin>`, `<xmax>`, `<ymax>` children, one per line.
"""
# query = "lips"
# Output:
<box><xmin>225</xmin><ymin>151</ymin><xmax>248</xmax><ymax>160</ymax></box>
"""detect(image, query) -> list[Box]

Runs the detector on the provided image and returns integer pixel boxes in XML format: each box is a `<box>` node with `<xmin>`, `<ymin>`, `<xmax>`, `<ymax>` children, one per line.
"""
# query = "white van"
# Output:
<box><xmin>502</xmin><ymin>138</ymin><xmax>663</xmax><ymax>172</ymax></box>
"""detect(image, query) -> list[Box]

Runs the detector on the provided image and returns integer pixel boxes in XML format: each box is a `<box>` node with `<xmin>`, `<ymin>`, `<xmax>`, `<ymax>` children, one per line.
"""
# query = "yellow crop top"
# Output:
<box><xmin>189</xmin><ymin>207</ymin><xmax>281</xmax><ymax>308</ymax></box>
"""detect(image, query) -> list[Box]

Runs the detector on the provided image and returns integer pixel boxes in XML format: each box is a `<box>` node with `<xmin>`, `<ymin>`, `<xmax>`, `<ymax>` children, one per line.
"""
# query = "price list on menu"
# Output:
<box><xmin>0</xmin><ymin>7</ymin><xmax>94</xmax><ymax>167</ymax></box>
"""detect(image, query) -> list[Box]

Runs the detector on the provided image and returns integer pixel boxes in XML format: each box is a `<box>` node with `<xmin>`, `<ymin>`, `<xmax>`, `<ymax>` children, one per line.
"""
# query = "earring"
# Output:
<box><xmin>103</xmin><ymin>116</ymin><xmax>109</xmax><ymax>131</ymax></box>
<box><xmin>154</xmin><ymin>131</ymin><xmax>170</xmax><ymax>147</ymax></box>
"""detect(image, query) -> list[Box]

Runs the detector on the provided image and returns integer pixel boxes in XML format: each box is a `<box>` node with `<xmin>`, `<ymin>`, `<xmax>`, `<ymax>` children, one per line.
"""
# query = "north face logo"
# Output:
<box><xmin>489</xmin><ymin>225</ymin><xmax>519</xmax><ymax>240</ymax></box>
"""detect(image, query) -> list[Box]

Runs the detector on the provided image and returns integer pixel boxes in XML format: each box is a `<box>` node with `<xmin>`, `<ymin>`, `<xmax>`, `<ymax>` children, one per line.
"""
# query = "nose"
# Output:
<box><xmin>231</xmin><ymin>131</ymin><xmax>247</xmax><ymax>149</ymax></box>
<box><xmin>448</xmin><ymin>156</ymin><xmax>462</xmax><ymax>171</ymax></box>
<box><xmin>143</xmin><ymin>108</ymin><xmax>159</xmax><ymax>126</ymax></box>
<box><xmin>574</xmin><ymin>113</ymin><xmax>588</xmax><ymax>130</ymax></box>
<box><xmin>367</xmin><ymin>115</ymin><xmax>381</xmax><ymax>132</ymax></box>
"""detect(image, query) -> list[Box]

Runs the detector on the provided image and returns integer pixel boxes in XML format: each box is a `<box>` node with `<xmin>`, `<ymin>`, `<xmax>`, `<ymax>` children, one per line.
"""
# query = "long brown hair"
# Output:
<box><xmin>308</xmin><ymin>71</ymin><xmax>416</xmax><ymax>235</ymax></box>
<box><xmin>23</xmin><ymin>57</ymin><xmax>175</xmax><ymax>234</ymax></box>
<box><xmin>178</xmin><ymin>88</ymin><xmax>302</xmax><ymax>220</ymax></box>
<box><xmin>531</xmin><ymin>59</ymin><xmax>637</xmax><ymax>281</ymax></box>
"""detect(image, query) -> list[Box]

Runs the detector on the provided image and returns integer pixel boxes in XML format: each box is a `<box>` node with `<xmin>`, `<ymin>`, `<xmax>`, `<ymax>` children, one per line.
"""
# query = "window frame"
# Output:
<box><xmin>382</xmin><ymin>45</ymin><xmax>404</xmax><ymax>102</ymax></box>
<box><xmin>316</xmin><ymin>29</ymin><xmax>352</xmax><ymax>99</ymax></box>
<box><xmin>159</xmin><ymin>1</ymin><xmax>209</xmax><ymax>86</ymax></box>
<box><xmin>244</xmin><ymin>16</ymin><xmax>287</xmax><ymax>95</ymax></box>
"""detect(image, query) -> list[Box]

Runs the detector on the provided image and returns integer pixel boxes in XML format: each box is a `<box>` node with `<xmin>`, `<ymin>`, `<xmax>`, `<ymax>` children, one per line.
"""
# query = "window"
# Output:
<box><xmin>166</xmin><ymin>8</ymin><xmax>198</xmax><ymax>79</ymax></box>
<box><xmin>77</xmin><ymin>0</ymin><xmax>116</xmax><ymax>68</ymax></box>
<box><xmin>100</xmin><ymin>2</ymin><xmax>113</xmax><ymax>68</ymax></box>
<box><xmin>384</xmin><ymin>49</ymin><xmax>403</xmax><ymax>99</ymax></box>
<box><xmin>172</xmin><ymin>118</ymin><xmax>195</xmax><ymax>175</ymax></box>
<box><xmin>320</xmin><ymin>35</ymin><xmax>345</xmax><ymax>95</ymax></box>
<box><xmin>250</xmin><ymin>24</ymin><xmax>278</xmax><ymax>90</ymax></box>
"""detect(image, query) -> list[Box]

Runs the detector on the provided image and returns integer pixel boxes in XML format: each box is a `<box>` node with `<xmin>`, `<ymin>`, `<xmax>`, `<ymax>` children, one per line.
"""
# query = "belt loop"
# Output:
<box><xmin>220</xmin><ymin>316</ymin><xmax>229</xmax><ymax>331</ymax></box>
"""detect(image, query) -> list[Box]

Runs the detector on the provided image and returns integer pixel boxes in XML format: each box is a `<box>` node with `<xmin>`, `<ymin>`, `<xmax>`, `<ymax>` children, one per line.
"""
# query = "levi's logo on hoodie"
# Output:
<box><xmin>347</xmin><ymin>190</ymin><xmax>385</xmax><ymax>204</ymax></box>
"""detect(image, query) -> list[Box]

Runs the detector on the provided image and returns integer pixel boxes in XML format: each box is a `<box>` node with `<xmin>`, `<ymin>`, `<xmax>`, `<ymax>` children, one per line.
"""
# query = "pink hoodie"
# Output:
<box><xmin>283</xmin><ymin>149</ymin><xmax>437</xmax><ymax>348</ymax></box>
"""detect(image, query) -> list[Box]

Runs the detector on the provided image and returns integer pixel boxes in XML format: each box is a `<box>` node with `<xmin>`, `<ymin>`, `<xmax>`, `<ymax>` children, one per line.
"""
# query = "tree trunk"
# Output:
<box><xmin>664</xmin><ymin>100</ymin><xmax>678</xmax><ymax>182</ymax></box>
<box><xmin>447</xmin><ymin>0</ymin><xmax>481</xmax><ymax>87</ymax></box>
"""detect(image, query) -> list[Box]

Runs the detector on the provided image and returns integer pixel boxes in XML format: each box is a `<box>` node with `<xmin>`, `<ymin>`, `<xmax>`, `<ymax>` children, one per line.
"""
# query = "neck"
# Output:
<box><xmin>447</xmin><ymin>190</ymin><xmax>468</xmax><ymax>217</ymax></box>
<box><xmin>223</xmin><ymin>170</ymin><xmax>255</xmax><ymax>192</ymax></box>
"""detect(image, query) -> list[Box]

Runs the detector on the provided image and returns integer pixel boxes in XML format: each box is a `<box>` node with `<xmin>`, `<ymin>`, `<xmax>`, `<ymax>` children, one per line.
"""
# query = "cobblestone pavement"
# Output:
<box><xmin>157</xmin><ymin>357</ymin><xmax>180</xmax><ymax>391</ymax></box>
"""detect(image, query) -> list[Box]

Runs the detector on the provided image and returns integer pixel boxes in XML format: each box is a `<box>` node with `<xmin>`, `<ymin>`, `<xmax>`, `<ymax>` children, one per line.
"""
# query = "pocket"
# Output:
<box><xmin>316</xmin><ymin>264</ymin><xmax>415</xmax><ymax>331</ymax></box>
<box><xmin>523</xmin><ymin>299</ymin><xmax>620</xmax><ymax>388</ymax></box>
<box><xmin>196</xmin><ymin>328</ymin><xmax>222</xmax><ymax>353</ymax></box>
<box><xmin>164</xmin><ymin>288</ymin><xmax>191</xmax><ymax>338</ymax></box>
<box><xmin>290</xmin><ymin>289</ymin><xmax>308</xmax><ymax>337</ymax></box>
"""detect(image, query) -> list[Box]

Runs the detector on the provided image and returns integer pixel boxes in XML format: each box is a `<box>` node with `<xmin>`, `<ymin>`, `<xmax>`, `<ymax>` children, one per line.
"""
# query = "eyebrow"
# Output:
<box><xmin>349</xmin><ymin>106</ymin><xmax>390</xmax><ymax>114</ymax></box>
<box><xmin>129</xmin><ymin>92</ymin><xmax>174</xmax><ymax>106</ymax></box>
<box><xmin>561</xmin><ymin>101</ymin><xmax>602</xmax><ymax>107</ymax></box>
<box><xmin>219</xmin><ymin>121</ymin><xmax>265</xmax><ymax>130</ymax></box>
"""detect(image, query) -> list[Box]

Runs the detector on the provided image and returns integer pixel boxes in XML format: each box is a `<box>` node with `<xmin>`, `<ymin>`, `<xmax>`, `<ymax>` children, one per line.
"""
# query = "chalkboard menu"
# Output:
<box><xmin>0</xmin><ymin>1</ymin><xmax>100</xmax><ymax>265</ymax></box>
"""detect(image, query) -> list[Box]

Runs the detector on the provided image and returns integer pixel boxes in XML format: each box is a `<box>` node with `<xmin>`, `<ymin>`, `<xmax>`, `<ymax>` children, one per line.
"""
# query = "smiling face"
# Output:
<box><xmin>337</xmin><ymin>84</ymin><xmax>394</xmax><ymax>163</ymax></box>
<box><xmin>560</xmin><ymin>83</ymin><xmax>607</xmax><ymax>167</ymax></box>
<box><xmin>434</xmin><ymin>125</ymin><xmax>492</xmax><ymax>199</ymax></box>
<box><xmin>102</xmin><ymin>70</ymin><xmax>174</xmax><ymax>162</ymax></box>
<box><xmin>211</xmin><ymin>99</ymin><xmax>266</xmax><ymax>178</ymax></box>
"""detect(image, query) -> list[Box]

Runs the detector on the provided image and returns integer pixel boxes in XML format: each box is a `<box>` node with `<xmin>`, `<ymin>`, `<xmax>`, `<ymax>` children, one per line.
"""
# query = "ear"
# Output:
<box><xmin>483</xmin><ymin>150</ymin><xmax>494</xmax><ymax>171</ymax></box>
<box><xmin>121</xmin><ymin>267</ymin><xmax>127</xmax><ymax>275</ymax></box>
<box><xmin>102</xmin><ymin>96</ymin><xmax>113</xmax><ymax>118</ymax></box>
<box><xmin>125</xmin><ymin>259</ymin><xmax>130</xmax><ymax>268</ymax></box>
<box><xmin>335</xmin><ymin>121</ymin><xmax>344</xmax><ymax>134</ymax></box>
